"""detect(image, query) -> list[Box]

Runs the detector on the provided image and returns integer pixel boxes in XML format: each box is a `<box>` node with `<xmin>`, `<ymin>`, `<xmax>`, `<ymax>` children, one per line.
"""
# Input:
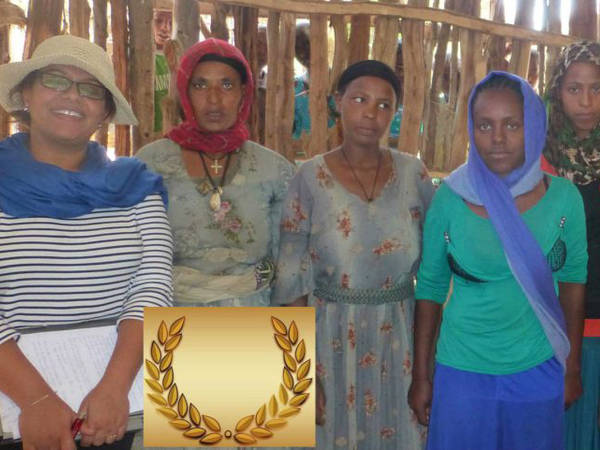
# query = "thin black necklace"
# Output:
<box><xmin>340</xmin><ymin>148</ymin><xmax>382</xmax><ymax>202</ymax></box>
<box><xmin>198</xmin><ymin>152</ymin><xmax>233</xmax><ymax>195</ymax></box>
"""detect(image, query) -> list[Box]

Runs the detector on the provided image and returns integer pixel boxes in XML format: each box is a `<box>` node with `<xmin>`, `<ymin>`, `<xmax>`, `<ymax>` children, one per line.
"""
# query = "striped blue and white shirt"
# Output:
<box><xmin>0</xmin><ymin>194</ymin><xmax>173</xmax><ymax>343</ymax></box>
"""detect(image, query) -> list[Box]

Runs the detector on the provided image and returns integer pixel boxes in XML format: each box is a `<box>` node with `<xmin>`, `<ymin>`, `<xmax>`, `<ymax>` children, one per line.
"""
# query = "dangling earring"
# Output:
<box><xmin>23</xmin><ymin>104</ymin><xmax>29</xmax><ymax>112</ymax></box>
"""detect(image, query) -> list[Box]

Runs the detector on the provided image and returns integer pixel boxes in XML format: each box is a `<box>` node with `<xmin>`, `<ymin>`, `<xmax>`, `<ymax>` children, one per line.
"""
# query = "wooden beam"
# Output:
<box><xmin>0</xmin><ymin>23</ymin><xmax>9</xmax><ymax>139</ymax></box>
<box><xmin>69</xmin><ymin>0</ymin><xmax>91</xmax><ymax>39</ymax></box>
<box><xmin>397</xmin><ymin>19</ymin><xmax>425</xmax><ymax>156</ymax></box>
<box><xmin>0</xmin><ymin>2</ymin><xmax>27</xmax><ymax>27</ymax></box>
<box><xmin>570</xmin><ymin>0</ymin><xmax>596</xmax><ymax>40</ymax></box>
<box><xmin>93</xmin><ymin>0</ymin><xmax>108</xmax><ymax>147</ymax></box>
<box><xmin>275</xmin><ymin>12</ymin><xmax>295</xmax><ymax>161</ymax></box>
<box><xmin>264</xmin><ymin>11</ymin><xmax>280</xmax><ymax>151</ymax></box>
<box><xmin>175</xmin><ymin>0</ymin><xmax>199</xmax><ymax>52</ymax></box>
<box><xmin>23</xmin><ymin>0</ymin><xmax>63</xmax><ymax>59</ymax></box>
<box><xmin>348</xmin><ymin>15</ymin><xmax>370</xmax><ymax>64</ymax></box>
<box><xmin>223</xmin><ymin>0</ymin><xmax>576</xmax><ymax>47</ymax></box>
<box><xmin>307</xmin><ymin>14</ymin><xmax>328</xmax><ymax>158</ymax></box>
<box><xmin>211</xmin><ymin>1</ymin><xmax>229</xmax><ymax>40</ymax></box>
<box><xmin>111</xmin><ymin>0</ymin><xmax>130</xmax><ymax>157</ymax></box>
<box><xmin>509</xmin><ymin>0</ymin><xmax>534</xmax><ymax>79</ymax></box>
<box><xmin>129</xmin><ymin>0</ymin><xmax>155</xmax><ymax>151</ymax></box>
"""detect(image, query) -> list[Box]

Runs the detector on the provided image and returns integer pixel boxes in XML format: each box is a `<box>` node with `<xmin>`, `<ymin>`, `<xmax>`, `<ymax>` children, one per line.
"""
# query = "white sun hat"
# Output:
<box><xmin>0</xmin><ymin>34</ymin><xmax>138</xmax><ymax>125</ymax></box>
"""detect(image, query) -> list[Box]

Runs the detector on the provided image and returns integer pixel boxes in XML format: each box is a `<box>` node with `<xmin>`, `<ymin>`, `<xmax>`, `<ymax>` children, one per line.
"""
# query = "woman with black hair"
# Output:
<box><xmin>273</xmin><ymin>60</ymin><xmax>434</xmax><ymax>449</ymax></box>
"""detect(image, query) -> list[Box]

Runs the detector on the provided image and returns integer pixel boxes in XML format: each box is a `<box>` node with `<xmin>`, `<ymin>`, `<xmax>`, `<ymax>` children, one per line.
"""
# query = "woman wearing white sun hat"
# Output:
<box><xmin>0</xmin><ymin>34</ymin><xmax>173</xmax><ymax>449</ymax></box>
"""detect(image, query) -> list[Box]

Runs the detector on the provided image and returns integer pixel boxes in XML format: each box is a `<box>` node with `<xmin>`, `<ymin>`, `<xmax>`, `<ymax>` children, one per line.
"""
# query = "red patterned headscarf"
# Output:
<box><xmin>166</xmin><ymin>38</ymin><xmax>254</xmax><ymax>154</ymax></box>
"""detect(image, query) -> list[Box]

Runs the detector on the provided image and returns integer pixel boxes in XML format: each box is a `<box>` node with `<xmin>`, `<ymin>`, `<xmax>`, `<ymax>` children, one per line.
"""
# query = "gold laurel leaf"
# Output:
<box><xmin>251</xmin><ymin>427</ymin><xmax>274</xmax><ymax>438</ymax></box>
<box><xmin>293</xmin><ymin>378</ymin><xmax>312</xmax><ymax>394</ymax></box>
<box><xmin>202</xmin><ymin>415</ymin><xmax>221</xmax><ymax>432</ymax></box>
<box><xmin>255</xmin><ymin>404</ymin><xmax>266</xmax><ymax>425</ymax></box>
<box><xmin>289</xmin><ymin>393</ymin><xmax>309</xmax><ymax>406</ymax></box>
<box><xmin>169</xmin><ymin>419</ymin><xmax>190</xmax><ymax>430</ymax></box>
<box><xmin>178</xmin><ymin>394</ymin><xmax>188</xmax><ymax>417</ymax></box>
<box><xmin>234</xmin><ymin>433</ymin><xmax>257</xmax><ymax>445</ymax></box>
<box><xmin>167</xmin><ymin>384</ymin><xmax>178</xmax><ymax>406</ymax></box>
<box><xmin>268</xmin><ymin>395</ymin><xmax>278</xmax><ymax>417</ymax></box>
<box><xmin>189</xmin><ymin>403</ymin><xmax>201</xmax><ymax>426</ymax></box>
<box><xmin>282</xmin><ymin>368</ymin><xmax>294</xmax><ymax>390</ymax></box>
<box><xmin>145</xmin><ymin>378</ymin><xmax>164</xmax><ymax>393</ymax></box>
<box><xmin>297</xmin><ymin>359</ymin><xmax>311</xmax><ymax>380</ymax></box>
<box><xmin>160</xmin><ymin>351</ymin><xmax>173</xmax><ymax>372</ymax></box>
<box><xmin>235</xmin><ymin>414</ymin><xmax>254</xmax><ymax>432</ymax></box>
<box><xmin>200</xmin><ymin>432</ymin><xmax>222</xmax><ymax>444</ymax></box>
<box><xmin>158</xmin><ymin>321</ymin><xmax>168</xmax><ymax>344</ymax></box>
<box><xmin>283</xmin><ymin>352</ymin><xmax>297</xmax><ymax>372</ymax></box>
<box><xmin>278</xmin><ymin>383</ymin><xmax>288</xmax><ymax>404</ymax></box>
<box><xmin>164</xmin><ymin>334</ymin><xmax>182</xmax><ymax>352</ymax></box>
<box><xmin>183</xmin><ymin>427</ymin><xmax>206</xmax><ymax>438</ymax></box>
<box><xmin>271</xmin><ymin>316</ymin><xmax>287</xmax><ymax>335</ymax></box>
<box><xmin>295</xmin><ymin>339</ymin><xmax>306</xmax><ymax>362</ymax></box>
<box><xmin>145</xmin><ymin>359</ymin><xmax>160</xmax><ymax>380</ymax></box>
<box><xmin>289</xmin><ymin>321</ymin><xmax>299</xmax><ymax>344</ymax></box>
<box><xmin>147</xmin><ymin>393</ymin><xmax>167</xmax><ymax>406</ymax></box>
<box><xmin>150</xmin><ymin>341</ymin><xmax>161</xmax><ymax>363</ymax></box>
<box><xmin>157</xmin><ymin>407</ymin><xmax>178</xmax><ymax>419</ymax></box>
<box><xmin>275</xmin><ymin>334</ymin><xmax>292</xmax><ymax>352</ymax></box>
<box><xmin>163</xmin><ymin>368</ymin><xmax>174</xmax><ymax>389</ymax></box>
<box><xmin>265</xmin><ymin>418</ymin><xmax>287</xmax><ymax>428</ymax></box>
<box><xmin>169</xmin><ymin>317</ymin><xmax>185</xmax><ymax>335</ymax></box>
<box><xmin>279</xmin><ymin>406</ymin><xmax>301</xmax><ymax>417</ymax></box>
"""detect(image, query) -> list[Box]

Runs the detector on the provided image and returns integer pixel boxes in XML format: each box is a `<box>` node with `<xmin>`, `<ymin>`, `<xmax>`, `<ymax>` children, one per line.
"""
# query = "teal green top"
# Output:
<box><xmin>416</xmin><ymin>176</ymin><xmax>588</xmax><ymax>375</ymax></box>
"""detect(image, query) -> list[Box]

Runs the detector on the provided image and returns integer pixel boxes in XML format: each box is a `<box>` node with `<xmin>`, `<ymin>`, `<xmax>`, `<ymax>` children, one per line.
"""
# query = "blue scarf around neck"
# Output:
<box><xmin>445</xmin><ymin>71</ymin><xmax>569</xmax><ymax>370</ymax></box>
<box><xmin>0</xmin><ymin>133</ymin><xmax>167</xmax><ymax>218</ymax></box>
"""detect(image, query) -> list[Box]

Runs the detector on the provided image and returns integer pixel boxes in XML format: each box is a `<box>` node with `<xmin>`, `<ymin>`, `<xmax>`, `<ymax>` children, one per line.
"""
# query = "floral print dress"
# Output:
<box><xmin>273</xmin><ymin>150</ymin><xmax>434</xmax><ymax>449</ymax></box>
<box><xmin>136</xmin><ymin>138</ymin><xmax>295</xmax><ymax>306</ymax></box>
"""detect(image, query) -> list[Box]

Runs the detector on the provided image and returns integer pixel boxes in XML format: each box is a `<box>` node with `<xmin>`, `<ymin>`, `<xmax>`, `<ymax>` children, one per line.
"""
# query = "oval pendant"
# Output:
<box><xmin>209</xmin><ymin>188</ymin><xmax>222</xmax><ymax>211</ymax></box>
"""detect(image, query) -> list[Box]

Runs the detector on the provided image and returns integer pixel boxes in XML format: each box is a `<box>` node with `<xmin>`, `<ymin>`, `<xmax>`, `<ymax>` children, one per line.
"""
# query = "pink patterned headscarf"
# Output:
<box><xmin>166</xmin><ymin>38</ymin><xmax>254</xmax><ymax>154</ymax></box>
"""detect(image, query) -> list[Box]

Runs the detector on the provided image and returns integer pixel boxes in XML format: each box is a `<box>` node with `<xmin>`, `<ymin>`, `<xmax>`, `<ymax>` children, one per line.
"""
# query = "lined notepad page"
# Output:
<box><xmin>0</xmin><ymin>325</ymin><xmax>143</xmax><ymax>439</ymax></box>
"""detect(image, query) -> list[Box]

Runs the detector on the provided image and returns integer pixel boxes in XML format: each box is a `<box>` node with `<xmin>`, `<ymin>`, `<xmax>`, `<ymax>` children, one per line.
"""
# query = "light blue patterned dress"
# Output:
<box><xmin>136</xmin><ymin>138</ymin><xmax>295</xmax><ymax>307</ymax></box>
<box><xmin>272</xmin><ymin>150</ymin><xmax>434</xmax><ymax>449</ymax></box>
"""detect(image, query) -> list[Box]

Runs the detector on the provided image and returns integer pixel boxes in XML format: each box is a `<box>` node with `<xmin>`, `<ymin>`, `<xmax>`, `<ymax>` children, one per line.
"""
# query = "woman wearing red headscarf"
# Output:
<box><xmin>137</xmin><ymin>38</ymin><xmax>294</xmax><ymax>307</ymax></box>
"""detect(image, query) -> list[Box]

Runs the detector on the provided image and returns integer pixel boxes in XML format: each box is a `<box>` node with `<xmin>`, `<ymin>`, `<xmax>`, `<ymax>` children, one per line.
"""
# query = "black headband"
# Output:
<box><xmin>337</xmin><ymin>59</ymin><xmax>401</xmax><ymax>101</ymax></box>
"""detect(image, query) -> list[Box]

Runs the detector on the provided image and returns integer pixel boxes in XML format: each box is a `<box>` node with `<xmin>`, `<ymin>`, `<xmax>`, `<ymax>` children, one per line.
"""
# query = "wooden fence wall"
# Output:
<box><xmin>0</xmin><ymin>0</ymin><xmax>591</xmax><ymax>171</ymax></box>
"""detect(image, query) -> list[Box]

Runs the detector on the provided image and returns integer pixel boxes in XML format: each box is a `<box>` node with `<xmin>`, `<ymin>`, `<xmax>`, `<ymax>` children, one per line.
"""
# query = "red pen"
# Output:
<box><xmin>71</xmin><ymin>414</ymin><xmax>85</xmax><ymax>438</ymax></box>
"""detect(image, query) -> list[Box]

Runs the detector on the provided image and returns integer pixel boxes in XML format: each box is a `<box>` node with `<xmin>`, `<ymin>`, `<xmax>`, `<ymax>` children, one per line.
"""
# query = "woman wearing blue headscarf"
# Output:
<box><xmin>408</xmin><ymin>72</ymin><xmax>588</xmax><ymax>450</ymax></box>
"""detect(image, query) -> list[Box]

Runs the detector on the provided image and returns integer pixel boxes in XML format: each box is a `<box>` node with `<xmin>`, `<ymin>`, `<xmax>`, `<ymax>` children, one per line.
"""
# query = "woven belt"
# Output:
<box><xmin>314</xmin><ymin>278</ymin><xmax>414</xmax><ymax>305</ymax></box>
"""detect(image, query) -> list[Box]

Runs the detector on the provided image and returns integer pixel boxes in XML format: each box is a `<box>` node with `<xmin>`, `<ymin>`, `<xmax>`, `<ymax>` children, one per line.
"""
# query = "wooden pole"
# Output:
<box><xmin>23</xmin><ymin>0</ymin><xmax>63</xmax><ymax>59</ymax></box>
<box><xmin>264</xmin><ymin>11</ymin><xmax>280</xmax><ymax>151</ymax></box>
<box><xmin>129</xmin><ymin>0</ymin><xmax>155</xmax><ymax>151</ymax></box>
<box><xmin>397</xmin><ymin>18</ymin><xmax>425</xmax><ymax>155</ymax></box>
<box><xmin>211</xmin><ymin>2</ymin><xmax>229</xmax><ymax>41</ymax></box>
<box><xmin>544</xmin><ymin>0</ymin><xmax>562</xmax><ymax>92</ymax></box>
<box><xmin>174</xmin><ymin>0</ymin><xmax>199</xmax><ymax>51</ymax></box>
<box><xmin>570</xmin><ymin>0</ymin><xmax>596</xmax><ymax>40</ymax></box>
<box><xmin>0</xmin><ymin>22</ymin><xmax>9</xmax><ymax>139</ymax></box>
<box><xmin>509</xmin><ymin>0</ymin><xmax>534</xmax><ymax>79</ymax></box>
<box><xmin>307</xmin><ymin>13</ymin><xmax>328</xmax><ymax>158</ymax></box>
<box><xmin>487</xmin><ymin>0</ymin><xmax>507</xmax><ymax>71</ymax></box>
<box><xmin>69</xmin><ymin>0</ymin><xmax>91</xmax><ymax>39</ymax></box>
<box><xmin>161</xmin><ymin>38</ymin><xmax>183</xmax><ymax>133</ymax></box>
<box><xmin>275</xmin><ymin>12</ymin><xmax>296</xmax><ymax>161</ymax></box>
<box><xmin>233</xmin><ymin>6</ymin><xmax>260</xmax><ymax>142</ymax></box>
<box><xmin>111</xmin><ymin>0</ymin><xmax>131</xmax><ymax>156</ymax></box>
<box><xmin>91</xmin><ymin>0</ymin><xmax>108</xmax><ymax>147</ymax></box>
<box><xmin>348</xmin><ymin>15</ymin><xmax>370</xmax><ymax>64</ymax></box>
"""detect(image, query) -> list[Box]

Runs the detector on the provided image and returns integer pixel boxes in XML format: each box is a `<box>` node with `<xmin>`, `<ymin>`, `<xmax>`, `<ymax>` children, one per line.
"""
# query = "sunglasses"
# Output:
<box><xmin>38</xmin><ymin>72</ymin><xmax>107</xmax><ymax>100</ymax></box>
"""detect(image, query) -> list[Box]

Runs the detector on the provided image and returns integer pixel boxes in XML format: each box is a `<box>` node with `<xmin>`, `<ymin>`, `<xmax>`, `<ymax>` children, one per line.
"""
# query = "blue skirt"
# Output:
<box><xmin>427</xmin><ymin>358</ymin><xmax>564</xmax><ymax>450</ymax></box>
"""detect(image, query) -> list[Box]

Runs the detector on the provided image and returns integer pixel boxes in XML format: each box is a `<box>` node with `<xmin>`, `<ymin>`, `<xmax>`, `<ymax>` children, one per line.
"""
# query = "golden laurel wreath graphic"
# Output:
<box><xmin>145</xmin><ymin>316</ymin><xmax>312</xmax><ymax>446</ymax></box>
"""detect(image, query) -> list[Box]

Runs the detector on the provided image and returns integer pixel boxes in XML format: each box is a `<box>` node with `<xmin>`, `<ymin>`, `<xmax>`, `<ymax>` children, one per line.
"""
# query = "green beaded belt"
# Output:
<box><xmin>314</xmin><ymin>278</ymin><xmax>414</xmax><ymax>305</ymax></box>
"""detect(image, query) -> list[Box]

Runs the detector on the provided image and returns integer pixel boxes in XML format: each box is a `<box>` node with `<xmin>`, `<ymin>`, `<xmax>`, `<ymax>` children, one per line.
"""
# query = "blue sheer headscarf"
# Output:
<box><xmin>445</xmin><ymin>71</ymin><xmax>569</xmax><ymax>370</ymax></box>
<box><xmin>0</xmin><ymin>133</ymin><xmax>167</xmax><ymax>218</ymax></box>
